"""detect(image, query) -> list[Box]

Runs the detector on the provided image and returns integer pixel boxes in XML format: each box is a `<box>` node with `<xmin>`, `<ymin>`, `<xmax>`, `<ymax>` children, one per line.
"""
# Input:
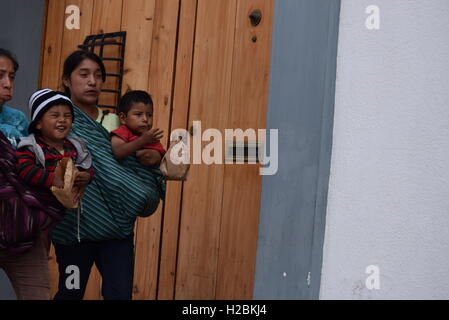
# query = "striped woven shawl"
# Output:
<box><xmin>50</xmin><ymin>106</ymin><xmax>165</xmax><ymax>245</ymax></box>
<box><xmin>0</xmin><ymin>131</ymin><xmax>64</xmax><ymax>257</ymax></box>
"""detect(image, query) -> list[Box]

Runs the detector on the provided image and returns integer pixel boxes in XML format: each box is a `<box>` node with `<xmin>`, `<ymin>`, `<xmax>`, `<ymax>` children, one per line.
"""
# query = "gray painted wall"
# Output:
<box><xmin>0</xmin><ymin>0</ymin><xmax>46</xmax><ymax>300</ymax></box>
<box><xmin>254</xmin><ymin>0</ymin><xmax>340</xmax><ymax>299</ymax></box>
<box><xmin>0</xmin><ymin>0</ymin><xmax>46</xmax><ymax>117</ymax></box>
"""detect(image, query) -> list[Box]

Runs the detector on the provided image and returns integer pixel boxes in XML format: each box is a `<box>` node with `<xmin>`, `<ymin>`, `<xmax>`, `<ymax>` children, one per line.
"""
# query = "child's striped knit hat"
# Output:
<box><xmin>28</xmin><ymin>89</ymin><xmax>74</xmax><ymax>134</ymax></box>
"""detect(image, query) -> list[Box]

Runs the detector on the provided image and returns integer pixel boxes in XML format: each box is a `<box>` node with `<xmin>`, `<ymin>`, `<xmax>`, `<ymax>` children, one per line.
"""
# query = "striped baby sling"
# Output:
<box><xmin>50</xmin><ymin>106</ymin><xmax>165</xmax><ymax>245</ymax></box>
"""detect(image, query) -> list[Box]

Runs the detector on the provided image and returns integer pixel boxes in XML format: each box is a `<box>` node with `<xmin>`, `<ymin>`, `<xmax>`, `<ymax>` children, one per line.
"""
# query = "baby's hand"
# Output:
<box><xmin>140</xmin><ymin>128</ymin><xmax>164</xmax><ymax>145</ymax></box>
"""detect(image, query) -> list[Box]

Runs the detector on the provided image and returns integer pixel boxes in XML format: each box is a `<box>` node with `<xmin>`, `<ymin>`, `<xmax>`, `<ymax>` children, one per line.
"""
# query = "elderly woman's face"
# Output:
<box><xmin>0</xmin><ymin>56</ymin><xmax>15</xmax><ymax>106</ymax></box>
<box><xmin>63</xmin><ymin>58</ymin><xmax>103</xmax><ymax>107</ymax></box>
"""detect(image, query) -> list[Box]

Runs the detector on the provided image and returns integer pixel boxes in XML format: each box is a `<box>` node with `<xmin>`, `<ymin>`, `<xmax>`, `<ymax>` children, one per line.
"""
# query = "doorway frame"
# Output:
<box><xmin>254</xmin><ymin>0</ymin><xmax>341</xmax><ymax>300</ymax></box>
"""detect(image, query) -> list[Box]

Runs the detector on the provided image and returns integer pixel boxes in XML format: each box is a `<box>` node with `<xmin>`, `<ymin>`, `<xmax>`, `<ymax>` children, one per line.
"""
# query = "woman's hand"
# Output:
<box><xmin>52</xmin><ymin>164</ymin><xmax>65</xmax><ymax>188</ymax></box>
<box><xmin>74</xmin><ymin>171</ymin><xmax>92</xmax><ymax>188</ymax></box>
<box><xmin>52</xmin><ymin>174</ymin><xmax>65</xmax><ymax>188</ymax></box>
<box><xmin>73</xmin><ymin>185</ymin><xmax>87</xmax><ymax>204</ymax></box>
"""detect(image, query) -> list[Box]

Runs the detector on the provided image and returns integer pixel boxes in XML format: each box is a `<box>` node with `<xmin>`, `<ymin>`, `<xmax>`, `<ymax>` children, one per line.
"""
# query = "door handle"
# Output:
<box><xmin>249</xmin><ymin>9</ymin><xmax>262</xmax><ymax>27</ymax></box>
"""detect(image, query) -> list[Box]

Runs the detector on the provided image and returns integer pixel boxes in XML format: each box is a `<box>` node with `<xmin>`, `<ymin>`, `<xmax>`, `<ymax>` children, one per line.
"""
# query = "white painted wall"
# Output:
<box><xmin>320</xmin><ymin>0</ymin><xmax>449</xmax><ymax>299</ymax></box>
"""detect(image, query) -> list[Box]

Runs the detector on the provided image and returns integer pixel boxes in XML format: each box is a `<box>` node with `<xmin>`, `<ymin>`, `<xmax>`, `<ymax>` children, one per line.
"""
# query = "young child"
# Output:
<box><xmin>15</xmin><ymin>89</ymin><xmax>93</xmax><ymax>204</ymax></box>
<box><xmin>111</xmin><ymin>90</ymin><xmax>165</xmax><ymax>165</ymax></box>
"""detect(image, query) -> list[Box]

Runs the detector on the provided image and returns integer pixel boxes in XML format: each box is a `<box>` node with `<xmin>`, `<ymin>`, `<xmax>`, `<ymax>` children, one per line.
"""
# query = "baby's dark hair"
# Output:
<box><xmin>0</xmin><ymin>48</ymin><xmax>19</xmax><ymax>72</ymax></box>
<box><xmin>118</xmin><ymin>90</ymin><xmax>153</xmax><ymax>115</ymax></box>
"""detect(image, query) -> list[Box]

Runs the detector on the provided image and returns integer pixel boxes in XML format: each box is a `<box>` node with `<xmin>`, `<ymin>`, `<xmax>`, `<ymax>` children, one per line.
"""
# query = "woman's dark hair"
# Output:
<box><xmin>118</xmin><ymin>90</ymin><xmax>153</xmax><ymax>115</ymax></box>
<box><xmin>62</xmin><ymin>50</ymin><xmax>106</xmax><ymax>96</ymax></box>
<box><xmin>0</xmin><ymin>48</ymin><xmax>19</xmax><ymax>72</ymax></box>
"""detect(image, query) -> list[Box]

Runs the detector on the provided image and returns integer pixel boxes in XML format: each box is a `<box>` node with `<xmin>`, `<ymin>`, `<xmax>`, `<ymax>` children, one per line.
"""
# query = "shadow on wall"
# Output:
<box><xmin>0</xmin><ymin>0</ymin><xmax>46</xmax><ymax>117</ymax></box>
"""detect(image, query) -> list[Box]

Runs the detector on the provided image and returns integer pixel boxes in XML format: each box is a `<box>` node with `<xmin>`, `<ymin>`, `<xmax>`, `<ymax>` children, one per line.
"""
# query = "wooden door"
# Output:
<box><xmin>39</xmin><ymin>0</ymin><xmax>273</xmax><ymax>300</ymax></box>
<box><xmin>172</xmin><ymin>0</ymin><xmax>274</xmax><ymax>299</ymax></box>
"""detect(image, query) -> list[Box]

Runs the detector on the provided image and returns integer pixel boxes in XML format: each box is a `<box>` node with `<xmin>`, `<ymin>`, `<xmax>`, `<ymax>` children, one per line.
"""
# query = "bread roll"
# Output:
<box><xmin>50</xmin><ymin>158</ymin><xmax>79</xmax><ymax>209</ymax></box>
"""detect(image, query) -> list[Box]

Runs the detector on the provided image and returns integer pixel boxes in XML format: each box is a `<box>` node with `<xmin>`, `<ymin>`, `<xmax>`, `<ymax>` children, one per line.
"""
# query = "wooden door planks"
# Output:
<box><xmin>174</xmin><ymin>0</ymin><xmax>274</xmax><ymax>300</ymax></box>
<box><xmin>121</xmin><ymin>0</ymin><xmax>156</xmax><ymax>93</ymax></box>
<box><xmin>40</xmin><ymin>0</ymin><xmax>66</xmax><ymax>90</ymax></box>
<box><xmin>157</xmin><ymin>0</ymin><xmax>198</xmax><ymax>300</ymax></box>
<box><xmin>174</xmin><ymin>0</ymin><xmax>238</xmax><ymax>300</ymax></box>
<box><xmin>216</xmin><ymin>0</ymin><xmax>274</xmax><ymax>299</ymax></box>
<box><xmin>91</xmin><ymin>0</ymin><xmax>123</xmax><ymax>110</ymax></box>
